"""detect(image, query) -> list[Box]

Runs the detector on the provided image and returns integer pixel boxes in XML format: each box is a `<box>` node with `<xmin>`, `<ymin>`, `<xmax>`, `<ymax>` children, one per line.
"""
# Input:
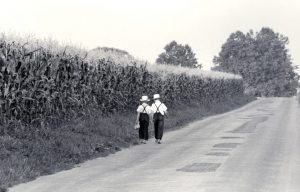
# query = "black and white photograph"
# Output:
<box><xmin>0</xmin><ymin>0</ymin><xmax>300</xmax><ymax>191</ymax></box>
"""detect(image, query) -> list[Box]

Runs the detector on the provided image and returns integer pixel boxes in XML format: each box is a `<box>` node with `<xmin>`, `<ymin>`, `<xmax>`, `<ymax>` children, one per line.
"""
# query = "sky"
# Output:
<box><xmin>0</xmin><ymin>0</ymin><xmax>299</xmax><ymax>71</ymax></box>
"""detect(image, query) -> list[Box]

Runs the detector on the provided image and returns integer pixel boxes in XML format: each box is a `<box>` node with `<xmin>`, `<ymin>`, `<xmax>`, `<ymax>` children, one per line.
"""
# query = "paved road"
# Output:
<box><xmin>9</xmin><ymin>97</ymin><xmax>300</xmax><ymax>192</ymax></box>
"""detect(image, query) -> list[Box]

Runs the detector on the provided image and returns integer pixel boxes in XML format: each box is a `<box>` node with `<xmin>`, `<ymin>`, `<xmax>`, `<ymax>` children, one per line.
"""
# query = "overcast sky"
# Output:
<box><xmin>0</xmin><ymin>0</ymin><xmax>299</xmax><ymax>71</ymax></box>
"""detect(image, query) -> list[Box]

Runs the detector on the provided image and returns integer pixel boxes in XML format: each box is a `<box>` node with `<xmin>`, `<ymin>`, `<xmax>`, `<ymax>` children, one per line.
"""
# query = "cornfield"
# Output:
<box><xmin>0</xmin><ymin>35</ymin><xmax>245</xmax><ymax>128</ymax></box>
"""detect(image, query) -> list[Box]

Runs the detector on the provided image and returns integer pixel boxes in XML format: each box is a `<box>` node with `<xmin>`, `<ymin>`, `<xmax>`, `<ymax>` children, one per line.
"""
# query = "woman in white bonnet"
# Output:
<box><xmin>136</xmin><ymin>95</ymin><xmax>152</xmax><ymax>144</ymax></box>
<box><xmin>151</xmin><ymin>94</ymin><xmax>167</xmax><ymax>144</ymax></box>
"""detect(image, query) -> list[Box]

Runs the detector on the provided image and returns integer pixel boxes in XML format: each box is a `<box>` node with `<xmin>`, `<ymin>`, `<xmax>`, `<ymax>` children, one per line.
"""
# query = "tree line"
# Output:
<box><xmin>156</xmin><ymin>27</ymin><xmax>299</xmax><ymax>96</ymax></box>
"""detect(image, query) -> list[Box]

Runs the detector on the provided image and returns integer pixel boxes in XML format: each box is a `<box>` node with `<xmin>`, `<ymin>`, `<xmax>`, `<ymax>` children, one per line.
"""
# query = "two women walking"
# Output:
<box><xmin>136</xmin><ymin>94</ymin><xmax>167</xmax><ymax>144</ymax></box>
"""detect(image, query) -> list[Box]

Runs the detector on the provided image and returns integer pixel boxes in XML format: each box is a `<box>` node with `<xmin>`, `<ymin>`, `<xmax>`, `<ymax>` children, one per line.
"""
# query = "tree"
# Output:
<box><xmin>213</xmin><ymin>27</ymin><xmax>299</xmax><ymax>96</ymax></box>
<box><xmin>156</xmin><ymin>41</ymin><xmax>200</xmax><ymax>68</ymax></box>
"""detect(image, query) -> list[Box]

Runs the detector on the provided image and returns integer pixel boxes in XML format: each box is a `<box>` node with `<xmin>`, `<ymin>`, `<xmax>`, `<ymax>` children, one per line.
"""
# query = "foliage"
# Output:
<box><xmin>0</xmin><ymin>35</ymin><xmax>245</xmax><ymax>128</ymax></box>
<box><xmin>156</xmin><ymin>41</ymin><xmax>200</xmax><ymax>68</ymax></box>
<box><xmin>87</xmin><ymin>47</ymin><xmax>138</xmax><ymax>66</ymax></box>
<box><xmin>213</xmin><ymin>27</ymin><xmax>299</xmax><ymax>96</ymax></box>
<box><xmin>147</xmin><ymin>63</ymin><xmax>241</xmax><ymax>79</ymax></box>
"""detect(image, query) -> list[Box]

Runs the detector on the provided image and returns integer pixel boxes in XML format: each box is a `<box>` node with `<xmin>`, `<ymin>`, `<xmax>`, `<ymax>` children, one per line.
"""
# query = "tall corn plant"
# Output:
<box><xmin>0</xmin><ymin>37</ymin><xmax>245</xmax><ymax>128</ymax></box>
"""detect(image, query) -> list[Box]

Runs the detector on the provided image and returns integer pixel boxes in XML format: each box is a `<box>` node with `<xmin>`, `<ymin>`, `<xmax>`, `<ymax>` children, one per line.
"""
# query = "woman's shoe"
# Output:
<box><xmin>157</xmin><ymin>140</ymin><xmax>161</xmax><ymax>144</ymax></box>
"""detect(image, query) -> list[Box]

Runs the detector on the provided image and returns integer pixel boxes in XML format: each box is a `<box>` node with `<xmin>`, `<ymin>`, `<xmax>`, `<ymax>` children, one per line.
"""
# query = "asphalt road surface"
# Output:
<box><xmin>9</xmin><ymin>97</ymin><xmax>300</xmax><ymax>192</ymax></box>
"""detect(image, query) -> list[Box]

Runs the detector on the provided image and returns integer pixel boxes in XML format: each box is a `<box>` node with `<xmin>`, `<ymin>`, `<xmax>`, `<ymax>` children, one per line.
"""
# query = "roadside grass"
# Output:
<box><xmin>0</xmin><ymin>95</ymin><xmax>254</xmax><ymax>191</ymax></box>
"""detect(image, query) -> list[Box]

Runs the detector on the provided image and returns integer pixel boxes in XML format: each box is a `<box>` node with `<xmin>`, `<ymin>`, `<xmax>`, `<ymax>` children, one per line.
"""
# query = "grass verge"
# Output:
<box><xmin>0</xmin><ymin>95</ymin><xmax>255</xmax><ymax>191</ymax></box>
